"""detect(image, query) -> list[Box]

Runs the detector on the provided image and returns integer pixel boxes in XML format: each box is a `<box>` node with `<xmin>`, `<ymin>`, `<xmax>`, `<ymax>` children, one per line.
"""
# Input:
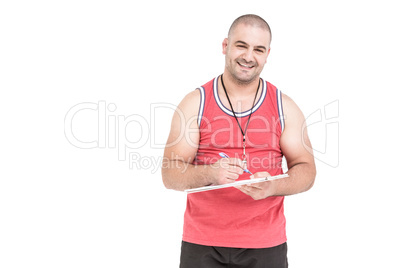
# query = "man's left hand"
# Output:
<box><xmin>235</xmin><ymin>171</ymin><xmax>275</xmax><ymax>200</ymax></box>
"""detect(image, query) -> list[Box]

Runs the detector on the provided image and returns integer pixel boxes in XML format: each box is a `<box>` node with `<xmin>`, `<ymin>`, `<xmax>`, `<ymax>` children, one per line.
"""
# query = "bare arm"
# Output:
<box><xmin>236</xmin><ymin>93</ymin><xmax>316</xmax><ymax>199</ymax></box>
<box><xmin>162</xmin><ymin>90</ymin><xmax>245</xmax><ymax>191</ymax></box>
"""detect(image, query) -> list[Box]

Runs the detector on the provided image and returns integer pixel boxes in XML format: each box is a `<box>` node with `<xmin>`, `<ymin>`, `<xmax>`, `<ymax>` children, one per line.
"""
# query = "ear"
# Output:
<box><xmin>265</xmin><ymin>48</ymin><xmax>271</xmax><ymax>63</ymax></box>
<box><xmin>222</xmin><ymin>38</ymin><xmax>228</xmax><ymax>55</ymax></box>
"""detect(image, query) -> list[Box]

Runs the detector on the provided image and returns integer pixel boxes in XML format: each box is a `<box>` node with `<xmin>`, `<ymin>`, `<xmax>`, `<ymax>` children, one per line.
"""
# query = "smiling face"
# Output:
<box><xmin>222</xmin><ymin>23</ymin><xmax>271</xmax><ymax>85</ymax></box>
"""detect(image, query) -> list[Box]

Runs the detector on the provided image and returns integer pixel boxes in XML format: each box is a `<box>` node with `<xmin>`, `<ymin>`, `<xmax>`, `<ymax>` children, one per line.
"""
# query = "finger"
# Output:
<box><xmin>226</xmin><ymin>158</ymin><xmax>246</xmax><ymax>169</ymax></box>
<box><xmin>241</xmin><ymin>185</ymin><xmax>254</xmax><ymax>192</ymax></box>
<box><xmin>224</xmin><ymin>172</ymin><xmax>241</xmax><ymax>181</ymax></box>
<box><xmin>247</xmin><ymin>184</ymin><xmax>263</xmax><ymax>190</ymax></box>
<box><xmin>237</xmin><ymin>184</ymin><xmax>263</xmax><ymax>192</ymax></box>
<box><xmin>235</xmin><ymin>185</ymin><xmax>258</xmax><ymax>198</ymax></box>
<box><xmin>234</xmin><ymin>185</ymin><xmax>249</xmax><ymax>195</ymax></box>
<box><xmin>218</xmin><ymin>157</ymin><xmax>246</xmax><ymax>171</ymax></box>
<box><xmin>252</xmin><ymin>171</ymin><xmax>271</xmax><ymax>178</ymax></box>
<box><xmin>227</xmin><ymin>166</ymin><xmax>244</xmax><ymax>175</ymax></box>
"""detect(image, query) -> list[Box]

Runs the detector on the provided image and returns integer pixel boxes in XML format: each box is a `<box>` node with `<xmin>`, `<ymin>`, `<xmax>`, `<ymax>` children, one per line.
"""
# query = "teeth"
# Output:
<box><xmin>239</xmin><ymin>62</ymin><xmax>253</xmax><ymax>68</ymax></box>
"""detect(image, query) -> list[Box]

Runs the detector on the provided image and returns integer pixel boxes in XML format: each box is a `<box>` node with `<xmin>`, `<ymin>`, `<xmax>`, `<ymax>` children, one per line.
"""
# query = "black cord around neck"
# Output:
<box><xmin>221</xmin><ymin>74</ymin><xmax>260</xmax><ymax>142</ymax></box>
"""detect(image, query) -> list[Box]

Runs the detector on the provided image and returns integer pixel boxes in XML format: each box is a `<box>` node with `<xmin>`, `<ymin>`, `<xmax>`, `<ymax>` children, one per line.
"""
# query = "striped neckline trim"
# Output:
<box><xmin>213</xmin><ymin>76</ymin><xmax>267</xmax><ymax>118</ymax></box>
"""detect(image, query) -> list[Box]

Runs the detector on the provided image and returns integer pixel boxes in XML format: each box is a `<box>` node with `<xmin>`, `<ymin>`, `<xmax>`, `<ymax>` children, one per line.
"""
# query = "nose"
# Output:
<box><xmin>242</xmin><ymin>48</ymin><xmax>254</xmax><ymax>62</ymax></box>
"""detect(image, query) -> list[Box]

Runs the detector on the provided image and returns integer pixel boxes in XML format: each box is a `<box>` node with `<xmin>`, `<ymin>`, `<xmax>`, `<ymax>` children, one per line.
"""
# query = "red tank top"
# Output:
<box><xmin>182</xmin><ymin>76</ymin><xmax>286</xmax><ymax>248</ymax></box>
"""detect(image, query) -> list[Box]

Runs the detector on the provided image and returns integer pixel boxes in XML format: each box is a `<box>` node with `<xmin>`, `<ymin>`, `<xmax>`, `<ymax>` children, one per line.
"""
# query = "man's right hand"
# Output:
<box><xmin>209</xmin><ymin>157</ymin><xmax>245</xmax><ymax>185</ymax></box>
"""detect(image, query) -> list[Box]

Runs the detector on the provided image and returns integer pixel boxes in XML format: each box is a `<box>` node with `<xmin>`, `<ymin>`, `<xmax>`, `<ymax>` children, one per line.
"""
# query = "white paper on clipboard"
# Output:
<box><xmin>185</xmin><ymin>174</ymin><xmax>289</xmax><ymax>194</ymax></box>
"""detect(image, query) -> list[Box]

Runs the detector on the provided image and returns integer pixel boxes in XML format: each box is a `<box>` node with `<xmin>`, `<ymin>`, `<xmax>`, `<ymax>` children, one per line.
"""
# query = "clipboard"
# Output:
<box><xmin>185</xmin><ymin>174</ymin><xmax>289</xmax><ymax>194</ymax></box>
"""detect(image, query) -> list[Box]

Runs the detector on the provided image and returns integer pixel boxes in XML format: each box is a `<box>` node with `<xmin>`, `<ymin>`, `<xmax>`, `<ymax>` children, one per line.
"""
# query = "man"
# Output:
<box><xmin>162</xmin><ymin>14</ymin><xmax>316</xmax><ymax>268</ymax></box>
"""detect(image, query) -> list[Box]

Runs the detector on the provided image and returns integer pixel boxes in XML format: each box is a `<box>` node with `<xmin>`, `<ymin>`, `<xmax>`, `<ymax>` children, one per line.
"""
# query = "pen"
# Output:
<box><xmin>219</xmin><ymin>152</ymin><xmax>253</xmax><ymax>175</ymax></box>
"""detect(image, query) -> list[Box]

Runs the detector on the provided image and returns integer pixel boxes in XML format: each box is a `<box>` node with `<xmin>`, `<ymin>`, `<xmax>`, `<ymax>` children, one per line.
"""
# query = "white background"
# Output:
<box><xmin>1</xmin><ymin>0</ymin><xmax>401</xmax><ymax>267</ymax></box>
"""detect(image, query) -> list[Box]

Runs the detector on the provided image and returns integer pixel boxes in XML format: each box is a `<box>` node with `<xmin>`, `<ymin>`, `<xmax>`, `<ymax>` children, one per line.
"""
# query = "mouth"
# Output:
<box><xmin>237</xmin><ymin>61</ymin><xmax>255</xmax><ymax>69</ymax></box>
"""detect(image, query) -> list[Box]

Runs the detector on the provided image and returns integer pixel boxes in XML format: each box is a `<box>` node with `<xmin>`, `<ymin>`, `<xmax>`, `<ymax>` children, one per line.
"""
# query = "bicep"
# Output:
<box><xmin>279</xmin><ymin>94</ymin><xmax>314</xmax><ymax>168</ymax></box>
<box><xmin>163</xmin><ymin>90</ymin><xmax>200</xmax><ymax>163</ymax></box>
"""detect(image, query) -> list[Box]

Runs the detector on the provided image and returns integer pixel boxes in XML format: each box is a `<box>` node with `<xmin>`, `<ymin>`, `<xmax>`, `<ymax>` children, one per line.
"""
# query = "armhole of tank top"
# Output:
<box><xmin>276</xmin><ymin>88</ymin><xmax>285</xmax><ymax>133</ymax></box>
<box><xmin>196</xmin><ymin>87</ymin><xmax>205</xmax><ymax>128</ymax></box>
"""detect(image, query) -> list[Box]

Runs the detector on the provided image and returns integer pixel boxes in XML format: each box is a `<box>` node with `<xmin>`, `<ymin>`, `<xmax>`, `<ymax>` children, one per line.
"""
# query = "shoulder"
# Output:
<box><xmin>280</xmin><ymin>93</ymin><xmax>306</xmax><ymax>134</ymax></box>
<box><xmin>282</xmin><ymin>93</ymin><xmax>303</xmax><ymax>117</ymax></box>
<box><xmin>177</xmin><ymin>89</ymin><xmax>201</xmax><ymax>117</ymax></box>
<box><xmin>177</xmin><ymin>77</ymin><xmax>216</xmax><ymax>117</ymax></box>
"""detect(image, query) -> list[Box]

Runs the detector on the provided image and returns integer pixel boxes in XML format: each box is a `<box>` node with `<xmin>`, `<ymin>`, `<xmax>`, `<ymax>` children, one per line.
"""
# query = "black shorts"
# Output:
<box><xmin>180</xmin><ymin>241</ymin><xmax>288</xmax><ymax>268</ymax></box>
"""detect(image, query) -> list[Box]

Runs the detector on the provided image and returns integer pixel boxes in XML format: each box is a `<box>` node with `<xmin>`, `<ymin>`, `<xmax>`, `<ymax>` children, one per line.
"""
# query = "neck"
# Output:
<box><xmin>220</xmin><ymin>72</ymin><xmax>261</xmax><ymax>113</ymax></box>
<box><xmin>221</xmin><ymin>72</ymin><xmax>260</xmax><ymax>97</ymax></box>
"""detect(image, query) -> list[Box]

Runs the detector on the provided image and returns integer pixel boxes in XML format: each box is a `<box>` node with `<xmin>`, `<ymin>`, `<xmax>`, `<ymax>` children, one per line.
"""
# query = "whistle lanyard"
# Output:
<box><xmin>221</xmin><ymin>75</ymin><xmax>260</xmax><ymax>167</ymax></box>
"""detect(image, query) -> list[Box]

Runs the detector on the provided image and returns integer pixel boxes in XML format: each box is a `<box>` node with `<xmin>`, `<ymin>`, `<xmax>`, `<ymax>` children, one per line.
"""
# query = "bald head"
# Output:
<box><xmin>228</xmin><ymin>14</ymin><xmax>272</xmax><ymax>41</ymax></box>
